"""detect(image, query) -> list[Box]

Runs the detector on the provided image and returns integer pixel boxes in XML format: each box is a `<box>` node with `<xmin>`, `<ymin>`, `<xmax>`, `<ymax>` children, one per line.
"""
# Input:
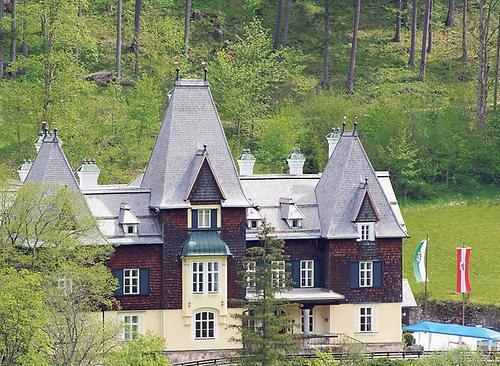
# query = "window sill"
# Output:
<box><xmin>194</xmin><ymin>338</ymin><xmax>216</xmax><ymax>341</ymax></box>
<box><xmin>355</xmin><ymin>331</ymin><xmax>378</xmax><ymax>335</ymax></box>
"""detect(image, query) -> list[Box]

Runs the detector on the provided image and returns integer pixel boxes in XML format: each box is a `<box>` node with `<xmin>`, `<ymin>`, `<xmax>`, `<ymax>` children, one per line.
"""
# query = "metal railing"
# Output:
<box><xmin>172</xmin><ymin>350</ymin><xmax>500</xmax><ymax>366</ymax></box>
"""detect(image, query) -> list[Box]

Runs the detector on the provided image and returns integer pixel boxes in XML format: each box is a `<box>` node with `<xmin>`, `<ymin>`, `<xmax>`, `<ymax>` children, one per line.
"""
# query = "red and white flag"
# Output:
<box><xmin>456</xmin><ymin>246</ymin><xmax>471</xmax><ymax>293</ymax></box>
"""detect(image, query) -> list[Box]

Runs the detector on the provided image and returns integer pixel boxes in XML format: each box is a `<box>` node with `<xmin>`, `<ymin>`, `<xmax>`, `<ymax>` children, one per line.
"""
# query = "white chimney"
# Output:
<box><xmin>287</xmin><ymin>148</ymin><xmax>306</xmax><ymax>175</ymax></box>
<box><xmin>326</xmin><ymin>127</ymin><xmax>342</xmax><ymax>159</ymax></box>
<box><xmin>237</xmin><ymin>149</ymin><xmax>256</xmax><ymax>176</ymax></box>
<box><xmin>77</xmin><ymin>159</ymin><xmax>100</xmax><ymax>190</ymax></box>
<box><xmin>17</xmin><ymin>159</ymin><xmax>33</xmax><ymax>182</ymax></box>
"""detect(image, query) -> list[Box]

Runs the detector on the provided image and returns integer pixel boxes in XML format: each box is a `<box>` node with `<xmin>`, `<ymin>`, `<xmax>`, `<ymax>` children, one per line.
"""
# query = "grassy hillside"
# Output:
<box><xmin>402</xmin><ymin>191</ymin><xmax>500</xmax><ymax>305</ymax></box>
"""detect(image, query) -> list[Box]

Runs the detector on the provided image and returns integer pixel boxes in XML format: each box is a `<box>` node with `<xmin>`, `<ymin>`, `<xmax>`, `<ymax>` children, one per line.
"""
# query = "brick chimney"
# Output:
<box><xmin>287</xmin><ymin>148</ymin><xmax>306</xmax><ymax>175</ymax></box>
<box><xmin>77</xmin><ymin>159</ymin><xmax>100</xmax><ymax>190</ymax></box>
<box><xmin>326</xmin><ymin>127</ymin><xmax>342</xmax><ymax>159</ymax></box>
<box><xmin>237</xmin><ymin>149</ymin><xmax>256</xmax><ymax>176</ymax></box>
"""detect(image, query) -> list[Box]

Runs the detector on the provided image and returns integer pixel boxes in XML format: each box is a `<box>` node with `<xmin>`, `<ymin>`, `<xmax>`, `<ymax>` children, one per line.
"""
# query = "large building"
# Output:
<box><xmin>18</xmin><ymin>77</ymin><xmax>413</xmax><ymax>357</ymax></box>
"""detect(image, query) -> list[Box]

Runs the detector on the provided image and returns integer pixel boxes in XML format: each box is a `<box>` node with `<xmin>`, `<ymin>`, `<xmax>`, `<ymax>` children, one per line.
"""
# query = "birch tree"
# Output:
<box><xmin>409</xmin><ymin>0</ymin><xmax>417</xmax><ymax>66</ymax></box>
<box><xmin>419</xmin><ymin>0</ymin><xmax>431</xmax><ymax>81</ymax></box>
<box><xmin>183</xmin><ymin>0</ymin><xmax>191</xmax><ymax>54</ymax></box>
<box><xmin>272</xmin><ymin>0</ymin><xmax>283</xmax><ymax>51</ymax></box>
<box><xmin>321</xmin><ymin>0</ymin><xmax>330</xmax><ymax>89</ymax></box>
<box><xmin>346</xmin><ymin>0</ymin><xmax>361</xmax><ymax>94</ymax></box>
<box><xmin>445</xmin><ymin>0</ymin><xmax>455</xmax><ymax>26</ymax></box>
<box><xmin>115</xmin><ymin>0</ymin><xmax>122</xmax><ymax>79</ymax></box>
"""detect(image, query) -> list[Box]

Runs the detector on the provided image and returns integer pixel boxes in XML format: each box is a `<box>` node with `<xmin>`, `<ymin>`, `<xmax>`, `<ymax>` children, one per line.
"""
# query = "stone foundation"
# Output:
<box><xmin>166</xmin><ymin>348</ymin><xmax>239</xmax><ymax>364</ymax></box>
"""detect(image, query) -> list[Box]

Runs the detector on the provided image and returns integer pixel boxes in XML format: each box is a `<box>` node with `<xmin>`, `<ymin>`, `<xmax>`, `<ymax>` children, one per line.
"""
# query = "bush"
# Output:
<box><xmin>104</xmin><ymin>332</ymin><xmax>170</xmax><ymax>366</ymax></box>
<box><xmin>402</xmin><ymin>332</ymin><xmax>415</xmax><ymax>347</ymax></box>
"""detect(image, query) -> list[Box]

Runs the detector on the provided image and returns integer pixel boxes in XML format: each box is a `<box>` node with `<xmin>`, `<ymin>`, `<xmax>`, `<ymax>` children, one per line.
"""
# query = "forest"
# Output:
<box><xmin>0</xmin><ymin>0</ymin><xmax>499</xmax><ymax>200</ymax></box>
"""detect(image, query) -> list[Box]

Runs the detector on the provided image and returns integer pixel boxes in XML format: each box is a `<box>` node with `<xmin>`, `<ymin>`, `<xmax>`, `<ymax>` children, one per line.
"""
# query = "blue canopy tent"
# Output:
<box><xmin>403</xmin><ymin>321</ymin><xmax>500</xmax><ymax>351</ymax></box>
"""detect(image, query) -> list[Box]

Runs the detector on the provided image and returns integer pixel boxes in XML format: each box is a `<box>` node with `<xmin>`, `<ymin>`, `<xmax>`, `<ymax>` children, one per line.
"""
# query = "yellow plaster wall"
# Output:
<box><xmin>287</xmin><ymin>305</ymin><xmax>330</xmax><ymax>335</ymax></box>
<box><xmin>103</xmin><ymin>308</ymin><xmax>243</xmax><ymax>351</ymax></box>
<box><xmin>329</xmin><ymin>302</ymin><xmax>402</xmax><ymax>343</ymax></box>
<box><xmin>182</xmin><ymin>256</ymin><xmax>228</xmax><ymax>318</ymax></box>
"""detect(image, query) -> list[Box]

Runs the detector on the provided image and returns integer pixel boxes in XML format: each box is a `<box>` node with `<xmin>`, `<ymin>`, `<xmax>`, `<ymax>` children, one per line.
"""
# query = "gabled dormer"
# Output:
<box><xmin>186</xmin><ymin>148</ymin><xmax>225</xmax><ymax>203</ymax></box>
<box><xmin>353</xmin><ymin>182</ymin><xmax>379</xmax><ymax>242</ymax></box>
<box><xmin>246</xmin><ymin>207</ymin><xmax>262</xmax><ymax>229</ymax></box>
<box><xmin>279</xmin><ymin>197</ymin><xmax>305</xmax><ymax>229</ymax></box>
<box><xmin>118</xmin><ymin>202</ymin><xmax>141</xmax><ymax>235</ymax></box>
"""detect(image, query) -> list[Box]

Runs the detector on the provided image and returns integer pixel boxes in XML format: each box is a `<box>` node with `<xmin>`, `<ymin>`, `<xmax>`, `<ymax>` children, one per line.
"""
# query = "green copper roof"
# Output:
<box><xmin>181</xmin><ymin>231</ymin><xmax>232</xmax><ymax>257</ymax></box>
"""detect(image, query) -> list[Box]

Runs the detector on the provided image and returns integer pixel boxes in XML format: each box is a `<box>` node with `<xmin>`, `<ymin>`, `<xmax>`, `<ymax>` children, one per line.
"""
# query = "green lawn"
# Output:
<box><xmin>401</xmin><ymin>194</ymin><xmax>500</xmax><ymax>305</ymax></box>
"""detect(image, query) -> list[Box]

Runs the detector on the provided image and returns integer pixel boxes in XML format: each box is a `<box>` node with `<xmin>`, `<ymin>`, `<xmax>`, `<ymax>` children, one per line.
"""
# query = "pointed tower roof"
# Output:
<box><xmin>25</xmin><ymin>130</ymin><xmax>79</xmax><ymax>190</ymax></box>
<box><xmin>315</xmin><ymin>132</ymin><xmax>407</xmax><ymax>239</ymax></box>
<box><xmin>141</xmin><ymin>79</ymin><xmax>248</xmax><ymax>208</ymax></box>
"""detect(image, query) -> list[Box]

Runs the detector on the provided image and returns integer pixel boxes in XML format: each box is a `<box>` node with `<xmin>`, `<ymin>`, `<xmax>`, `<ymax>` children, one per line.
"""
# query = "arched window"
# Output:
<box><xmin>193</xmin><ymin>310</ymin><xmax>216</xmax><ymax>340</ymax></box>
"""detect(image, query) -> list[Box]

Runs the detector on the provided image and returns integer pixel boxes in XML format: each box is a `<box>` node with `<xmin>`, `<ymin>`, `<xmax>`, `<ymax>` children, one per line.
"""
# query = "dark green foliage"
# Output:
<box><xmin>231</xmin><ymin>220</ymin><xmax>299</xmax><ymax>366</ymax></box>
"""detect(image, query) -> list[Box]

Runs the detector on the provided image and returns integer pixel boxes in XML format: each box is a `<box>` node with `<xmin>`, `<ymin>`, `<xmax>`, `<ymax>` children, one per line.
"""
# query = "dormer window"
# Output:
<box><xmin>118</xmin><ymin>202</ymin><xmax>140</xmax><ymax>236</ymax></box>
<box><xmin>357</xmin><ymin>222</ymin><xmax>375</xmax><ymax>241</ymax></box>
<box><xmin>280</xmin><ymin>198</ymin><xmax>304</xmax><ymax>229</ymax></box>
<box><xmin>246</xmin><ymin>207</ymin><xmax>262</xmax><ymax>230</ymax></box>
<box><xmin>125</xmin><ymin>225</ymin><xmax>138</xmax><ymax>235</ymax></box>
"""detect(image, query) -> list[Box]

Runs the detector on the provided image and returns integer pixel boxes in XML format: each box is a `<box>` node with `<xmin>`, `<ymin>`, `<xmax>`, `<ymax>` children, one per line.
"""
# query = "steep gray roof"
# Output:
<box><xmin>141</xmin><ymin>79</ymin><xmax>248</xmax><ymax>209</ymax></box>
<box><xmin>25</xmin><ymin>134</ymin><xmax>79</xmax><ymax>190</ymax></box>
<box><xmin>315</xmin><ymin>133</ymin><xmax>408</xmax><ymax>239</ymax></box>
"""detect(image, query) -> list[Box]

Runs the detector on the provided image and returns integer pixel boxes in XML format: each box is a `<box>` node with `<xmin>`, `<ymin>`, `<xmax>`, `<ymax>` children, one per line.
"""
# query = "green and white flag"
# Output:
<box><xmin>413</xmin><ymin>239</ymin><xmax>428</xmax><ymax>283</ymax></box>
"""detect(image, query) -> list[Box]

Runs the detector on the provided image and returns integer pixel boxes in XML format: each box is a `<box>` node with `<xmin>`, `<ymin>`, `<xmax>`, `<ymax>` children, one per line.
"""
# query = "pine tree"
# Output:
<box><xmin>231</xmin><ymin>220</ymin><xmax>298</xmax><ymax>366</ymax></box>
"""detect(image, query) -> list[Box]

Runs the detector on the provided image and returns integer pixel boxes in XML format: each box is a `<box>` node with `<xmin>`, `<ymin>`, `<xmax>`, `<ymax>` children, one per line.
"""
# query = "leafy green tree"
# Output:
<box><xmin>104</xmin><ymin>332</ymin><xmax>170</xmax><ymax>366</ymax></box>
<box><xmin>0</xmin><ymin>180</ymin><xmax>119</xmax><ymax>366</ymax></box>
<box><xmin>211</xmin><ymin>18</ymin><xmax>314</xmax><ymax>152</ymax></box>
<box><xmin>384</xmin><ymin>125</ymin><xmax>423</xmax><ymax>200</ymax></box>
<box><xmin>0</xmin><ymin>269</ymin><xmax>49</xmax><ymax>366</ymax></box>
<box><xmin>231</xmin><ymin>220</ymin><xmax>299</xmax><ymax>366</ymax></box>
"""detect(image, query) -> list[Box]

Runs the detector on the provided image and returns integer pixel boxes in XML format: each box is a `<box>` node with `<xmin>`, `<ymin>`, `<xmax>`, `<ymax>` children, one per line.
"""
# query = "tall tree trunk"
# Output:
<box><xmin>445</xmin><ymin>0</ymin><xmax>455</xmax><ymax>26</ymax></box>
<box><xmin>494</xmin><ymin>14</ymin><xmax>500</xmax><ymax>111</ymax></box>
<box><xmin>115</xmin><ymin>0</ymin><xmax>122</xmax><ymax>79</ymax></box>
<box><xmin>462</xmin><ymin>0</ymin><xmax>468</xmax><ymax>61</ymax></box>
<box><xmin>346</xmin><ymin>0</ymin><xmax>361</xmax><ymax>94</ymax></box>
<box><xmin>282</xmin><ymin>0</ymin><xmax>292</xmax><ymax>47</ymax></box>
<box><xmin>393</xmin><ymin>0</ymin><xmax>401</xmax><ymax>42</ymax></box>
<box><xmin>0</xmin><ymin>0</ymin><xmax>4</xmax><ymax>79</ymax></box>
<box><xmin>419</xmin><ymin>0</ymin><xmax>431</xmax><ymax>81</ymax></box>
<box><xmin>427</xmin><ymin>0</ymin><xmax>433</xmax><ymax>54</ymax></box>
<box><xmin>321</xmin><ymin>0</ymin><xmax>330</xmax><ymax>89</ymax></box>
<box><xmin>41</xmin><ymin>14</ymin><xmax>53</xmax><ymax>120</ymax></box>
<box><xmin>273</xmin><ymin>0</ymin><xmax>283</xmax><ymax>51</ymax></box>
<box><xmin>409</xmin><ymin>0</ymin><xmax>417</xmax><ymax>66</ymax></box>
<box><xmin>183</xmin><ymin>0</ymin><xmax>191</xmax><ymax>54</ymax></box>
<box><xmin>133</xmin><ymin>0</ymin><xmax>142</xmax><ymax>78</ymax></box>
<box><xmin>402</xmin><ymin>0</ymin><xmax>408</xmax><ymax>26</ymax></box>
<box><xmin>476</xmin><ymin>0</ymin><xmax>488</xmax><ymax>126</ymax></box>
<box><xmin>10</xmin><ymin>0</ymin><xmax>17</xmax><ymax>76</ymax></box>
<box><xmin>21</xmin><ymin>20</ymin><xmax>27</xmax><ymax>56</ymax></box>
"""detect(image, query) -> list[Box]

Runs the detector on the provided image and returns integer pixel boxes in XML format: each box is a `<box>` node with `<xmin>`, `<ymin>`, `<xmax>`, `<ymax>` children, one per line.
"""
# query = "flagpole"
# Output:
<box><xmin>423</xmin><ymin>233</ymin><xmax>429</xmax><ymax>319</ymax></box>
<box><xmin>462</xmin><ymin>242</ymin><xmax>466</xmax><ymax>326</ymax></box>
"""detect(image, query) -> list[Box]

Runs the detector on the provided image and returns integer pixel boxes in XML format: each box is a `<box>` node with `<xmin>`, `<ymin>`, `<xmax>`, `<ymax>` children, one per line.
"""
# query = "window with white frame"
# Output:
<box><xmin>207</xmin><ymin>262</ymin><xmax>219</xmax><ymax>293</ymax></box>
<box><xmin>123</xmin><ymin>314</ymin><xmax>139</xmax><ymax>340</ymax></box>
<box><xmin>300</xmin><ymin>260</ymin><xmax>314</xmax><ymax>288</ymax></box>
<box><xmin>357</xmin><ymin>222</ymin><xmax>375</xmax><ymax>241</ymax></box>
<box><xmin>359</xmin><ymin>307</ymin><xmax>373</xmax><ymax>332</ymax></box>
<box><xmin>301</xmin><ymin>308</ymin><xmax>314</xmax><ymax>333</ymax></box>
<box><xmin>246</xmin><ymin>261</ymin><xmax>256</xmax><ymax>289</ymax></box>
<box><xmin>198</xmin><ymin>209</ymin><xmax>211</xmax><ymax>228</ymax></box>
<box><xmin>359</xmin><ymin>261</ymin><xmax>373</xmax><ymax>288</ymax></box>
<box><xmin>194</xmin><ymin>311</ymin><xmax>216</xmax><ymax>340</ymax></box>
<box><xmin>249</xmin><ymin>220</ymin><xmax>259</xmax><ymax>229</ymax></box>
<box><xmin>192</xmin><ymin>262</ymin><xmax>204</xmax><ymax>293</ymax></box>
<box><xmin>272</xmin><ymin>261</ymin><xmax>286</xmax><ymax>288</ymax></box>
<box><xmin>123</xmin><ymin>224</ymin><xmax>138</xmax><ymax>235</ymax></box>
<box><xmin>123</xmin><ymin>269</ymin><xmax>140</xmax><ymax>295</ymax></box>
<box><xmin>192</xmin><ymin>261</ymin><xmax>220</xmax><ymax>294</ymax></box>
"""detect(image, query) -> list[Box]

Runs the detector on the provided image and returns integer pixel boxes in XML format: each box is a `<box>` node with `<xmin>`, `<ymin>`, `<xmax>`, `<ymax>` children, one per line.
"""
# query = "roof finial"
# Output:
<box><xmin>53</xmin><ymin>128</ymin><xmax>59</xmax><ymax>142</ymax></box>
<box><xmin>203</xmin><ymin>144</ymin><xmax>207</xmax><ymax>154</ymax></box>
<box><xmin>201</xmin><ymin>61</ymin><xmax>208</xmax><ymax>82</ymax></box>
<box><xmin>341</xmin><ymin>116</ymin><xmax>347</xmax><ymax>135</ymax></box>
<box><xmin>364</xmin><ymin>177</ymin><xmax>368</xmax><ymax>187</ymax></box>
<box><xmin>173</xmin><ymin>60</ymin><xmax>180</xmax><ymax>82</ymax></box>
<box><xmin>353</xmin><ymin>116</ymin><xmax>358</xmax><ymax>136</ymax></box>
